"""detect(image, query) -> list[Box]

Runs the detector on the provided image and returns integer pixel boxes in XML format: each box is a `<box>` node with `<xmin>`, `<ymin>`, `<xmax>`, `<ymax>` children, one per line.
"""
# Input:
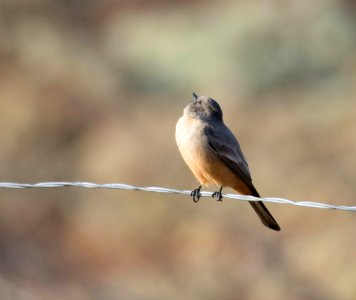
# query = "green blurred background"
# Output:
<box><xmin>0</xmin><ymin>0</ymin><xmax>356</xmax><ymax>299</ymax></box>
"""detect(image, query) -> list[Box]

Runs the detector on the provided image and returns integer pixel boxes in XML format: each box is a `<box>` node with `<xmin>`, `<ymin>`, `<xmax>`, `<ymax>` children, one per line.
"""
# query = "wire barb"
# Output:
<box><xmin>0</xmin><ymin>181</ymin><xmax>355</xmax><ymax>211</ymax></box>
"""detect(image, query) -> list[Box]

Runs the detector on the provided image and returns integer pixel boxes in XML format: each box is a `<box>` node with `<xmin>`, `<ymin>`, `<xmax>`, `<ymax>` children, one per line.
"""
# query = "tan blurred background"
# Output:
<box><xmin>0</xmin><ymin>0</ymin><xmax>356</xmax><ymax>299</ymax></box>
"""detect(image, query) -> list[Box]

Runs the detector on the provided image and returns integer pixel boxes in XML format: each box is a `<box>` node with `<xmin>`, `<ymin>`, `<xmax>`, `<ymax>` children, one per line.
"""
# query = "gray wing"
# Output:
<box><xmin>206</xmin><ymin>124</ymin><xmax>281</xmax><ymax>231</ymax></box>
<box><xmin>205</xmin><ymin>124</ymin><xmax>256</xmax><ymax>193</ymax></box>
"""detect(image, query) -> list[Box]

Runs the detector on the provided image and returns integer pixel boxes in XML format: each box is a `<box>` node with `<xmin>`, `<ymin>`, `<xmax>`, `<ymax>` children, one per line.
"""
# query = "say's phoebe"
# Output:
<box><xmin>176</xmin><ymin>93</ymin><xmax>280</xmax><ymax>231</ymax></box>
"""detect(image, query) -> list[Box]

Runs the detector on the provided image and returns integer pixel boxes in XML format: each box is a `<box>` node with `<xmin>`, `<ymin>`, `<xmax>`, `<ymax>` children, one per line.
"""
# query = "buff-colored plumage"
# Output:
<box><xmin>176</xmin><ymin>93</ymin><xmax>280</xmax><ymax>231</ymax></box>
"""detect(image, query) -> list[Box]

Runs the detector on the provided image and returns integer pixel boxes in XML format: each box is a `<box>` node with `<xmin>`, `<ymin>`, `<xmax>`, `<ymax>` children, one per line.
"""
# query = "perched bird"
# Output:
<box><xmin>175</xmin><ymin>93</ymin><xmax>280</xmax><ymax>231</ymax></box>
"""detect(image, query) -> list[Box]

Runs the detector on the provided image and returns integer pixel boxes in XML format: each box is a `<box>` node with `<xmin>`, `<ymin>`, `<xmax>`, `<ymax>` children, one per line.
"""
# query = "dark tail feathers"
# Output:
<box><xmin>249</xmin><ymin>186</ymin><xmax>281</xmax><ymax>231</ymax></box>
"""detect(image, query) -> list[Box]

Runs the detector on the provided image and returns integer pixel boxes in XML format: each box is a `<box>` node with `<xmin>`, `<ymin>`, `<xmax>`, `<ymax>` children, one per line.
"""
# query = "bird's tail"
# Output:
<box><xmin>248</xmin><ymin>186</ymin><xmax>281</xmax><ymax>231</ymax></box>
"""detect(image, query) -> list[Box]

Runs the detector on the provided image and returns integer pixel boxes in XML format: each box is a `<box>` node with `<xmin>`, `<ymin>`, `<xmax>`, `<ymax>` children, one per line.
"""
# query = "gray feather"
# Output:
<box><xmin>206</xmin><ymin>124</ymin><xmax>280</xmax><ymax>231</ymax></box>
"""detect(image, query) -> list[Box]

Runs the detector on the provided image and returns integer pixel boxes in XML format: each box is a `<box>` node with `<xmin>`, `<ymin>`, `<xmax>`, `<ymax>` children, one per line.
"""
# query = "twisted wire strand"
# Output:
<box><xmin>0</xmin><ymin>181</ymin><xmax>355</xmax><ymax>211</ymax></box>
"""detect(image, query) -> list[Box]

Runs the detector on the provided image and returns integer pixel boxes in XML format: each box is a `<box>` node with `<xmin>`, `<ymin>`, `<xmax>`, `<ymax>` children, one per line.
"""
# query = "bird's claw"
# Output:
<box><xmin>212</xmin><ymin>186</ymin><xmax>223</xmax><ymax>201</ymax></box>
<box><xmin>191</xmin><ymin>186</ymin><xmax>202</xmax><ymax>203</ymax></box>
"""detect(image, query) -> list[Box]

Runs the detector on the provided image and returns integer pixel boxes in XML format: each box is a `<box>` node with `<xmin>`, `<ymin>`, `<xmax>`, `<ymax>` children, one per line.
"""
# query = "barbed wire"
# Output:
<box><xmin>0</xmin><ymin>181</ymin><xmax>355</xmax><ymax>211</ymax></box>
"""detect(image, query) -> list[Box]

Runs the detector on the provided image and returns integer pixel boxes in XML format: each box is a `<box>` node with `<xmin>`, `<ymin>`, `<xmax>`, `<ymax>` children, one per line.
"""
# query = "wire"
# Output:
<box><xmin>0</xmin><ymin>181</ymin><xmax>355</xmax><ymax>211</ymax></box>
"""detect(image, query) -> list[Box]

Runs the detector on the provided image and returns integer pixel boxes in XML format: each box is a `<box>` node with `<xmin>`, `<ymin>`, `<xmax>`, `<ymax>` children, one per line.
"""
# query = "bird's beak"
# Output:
<box><xmin>192</xmin><ymin>92</ymin><xmax>199</xmax><ymax>102</ymax></box>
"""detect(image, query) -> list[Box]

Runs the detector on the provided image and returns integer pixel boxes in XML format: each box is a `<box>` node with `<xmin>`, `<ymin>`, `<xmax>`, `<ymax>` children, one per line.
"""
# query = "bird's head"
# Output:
<box><xmin>184</xmin><ymin>92</ymin><xmax>223</xmax><ymax>121</ymax></box>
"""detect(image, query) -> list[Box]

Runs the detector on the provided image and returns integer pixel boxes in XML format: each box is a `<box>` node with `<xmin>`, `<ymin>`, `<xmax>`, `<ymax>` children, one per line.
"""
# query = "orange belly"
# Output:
<box><xmin>176</xmin><ymin>115</ymin><xmax>251</xmax><ymax>195</ymax></box>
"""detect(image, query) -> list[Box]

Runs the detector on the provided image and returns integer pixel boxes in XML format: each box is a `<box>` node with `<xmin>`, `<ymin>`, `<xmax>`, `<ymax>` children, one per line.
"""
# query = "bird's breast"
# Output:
<box><xmin>176</xmin><ymin>116</ymin><xmax>208</xmax><ymax>158</ymax></box>
<box><xmin>176</xmin><ymin>115</ymin><xmax>220</xmax><ymax>185</ymax></box>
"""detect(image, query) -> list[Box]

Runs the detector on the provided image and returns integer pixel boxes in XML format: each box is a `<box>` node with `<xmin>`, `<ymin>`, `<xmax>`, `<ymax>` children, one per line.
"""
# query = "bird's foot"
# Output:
<box><xmin>212</xmin><ymin>186</ymin><xmax>223</xmax><ymax>201</ymax></box>
<box><xmin>191</xmin><ymin>185</ymin><xmax>202</xmax><ymax>203</ymax></box>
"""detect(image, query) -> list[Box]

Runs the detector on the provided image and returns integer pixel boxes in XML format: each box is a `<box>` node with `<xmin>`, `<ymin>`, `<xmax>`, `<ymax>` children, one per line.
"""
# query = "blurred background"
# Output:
<box><xmin>0</xmin><ymin>0</ymin><xmax>356</xmax><ymax>299</ymax></box>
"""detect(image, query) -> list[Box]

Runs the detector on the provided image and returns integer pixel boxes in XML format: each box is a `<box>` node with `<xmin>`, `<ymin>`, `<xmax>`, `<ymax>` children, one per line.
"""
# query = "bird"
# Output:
<box><xmin>175</xmin><ymin>93</ymin><xmax>280</xmax><ymax>231</ymax></box>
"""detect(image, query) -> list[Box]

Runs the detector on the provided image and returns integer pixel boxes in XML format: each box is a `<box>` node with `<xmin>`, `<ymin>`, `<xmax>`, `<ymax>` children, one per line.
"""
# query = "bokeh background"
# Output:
<box><xmin>0</xmin><ymin>0</ymin><xmax>356</xmax><ymax>299</ymax></box>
